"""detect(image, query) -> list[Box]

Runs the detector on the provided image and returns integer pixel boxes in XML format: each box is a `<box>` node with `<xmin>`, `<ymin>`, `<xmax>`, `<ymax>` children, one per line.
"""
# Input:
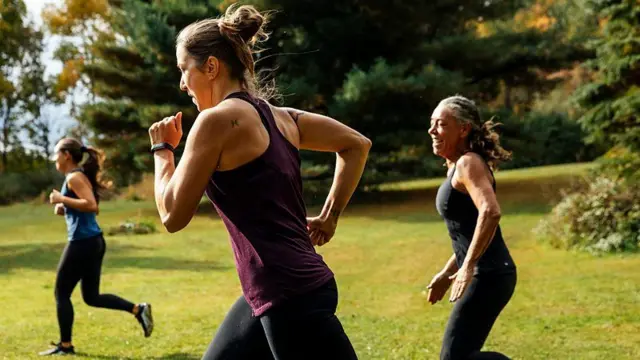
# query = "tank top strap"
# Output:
<box><xmin>224</xmin><ymin>91</ymin><xmax>276</xmax><ymax>136</ymax></box>
<box><xmin>63</xmin><ymin>168</ymin><xmax>84</xmax><ymax>187</ymax></box>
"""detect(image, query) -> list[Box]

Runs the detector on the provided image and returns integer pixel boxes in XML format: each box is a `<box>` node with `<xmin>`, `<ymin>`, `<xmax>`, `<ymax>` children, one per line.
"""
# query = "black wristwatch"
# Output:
<box><xmin>150</xmin><ymin>142</ymin><xmax>175</xmax><ymax>154</ymax></box>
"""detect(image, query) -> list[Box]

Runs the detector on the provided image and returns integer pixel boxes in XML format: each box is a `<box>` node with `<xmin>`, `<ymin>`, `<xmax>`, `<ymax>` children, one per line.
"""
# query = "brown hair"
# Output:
<box><xmin>176</xmin><ymin>4</ymin><xmax>273</xmax><ymax>98</ymax></box>
<box><xmin>57</xmin><ymin>138</ymin><xmax>110</xmax><ymax>202</ymax></box>
<box><xmin>438</xmin><ymin>95</ymin><xmax>512</xmax><ymax>170</ymax></box>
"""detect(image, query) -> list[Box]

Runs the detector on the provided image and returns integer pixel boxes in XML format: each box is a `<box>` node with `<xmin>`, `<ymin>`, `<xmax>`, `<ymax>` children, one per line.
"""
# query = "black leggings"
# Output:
<box><xmin>55</xmin><ymin>235</ymin><xmax>135</xmax><ymax>343</ymax></box>
<box><xmin>203</xmin><ymin>278</ymin><xmax>357</xmax><ymax>360</ymax></box>
<box><xmin>441</xmin><ymin>272</ymin><xmax>517</xmax><ymax>360</ymax></box>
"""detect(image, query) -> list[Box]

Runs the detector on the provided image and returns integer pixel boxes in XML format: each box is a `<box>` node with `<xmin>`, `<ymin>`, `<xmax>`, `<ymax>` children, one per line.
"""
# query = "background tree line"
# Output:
<box><xmin>1</xmin><ymin>0</ymin><xmax>637</xmax><ymax>252</ymax></box>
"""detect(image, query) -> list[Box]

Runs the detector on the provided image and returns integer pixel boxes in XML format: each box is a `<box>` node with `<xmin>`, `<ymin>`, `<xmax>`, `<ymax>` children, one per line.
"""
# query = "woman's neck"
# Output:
<box><xmin>445</xmin><ymin>142</ymin><xmax>471</xmax><ymax>168</ymax></box>
<box><xmin>208</xmin><ymin>79</ymin><xmax>244</xmax><ymax>109</ymax></box>
<box><xmin>63</xmin><ymin>164</ymin><xmax>80</xmax><ymax>175</ymax></box>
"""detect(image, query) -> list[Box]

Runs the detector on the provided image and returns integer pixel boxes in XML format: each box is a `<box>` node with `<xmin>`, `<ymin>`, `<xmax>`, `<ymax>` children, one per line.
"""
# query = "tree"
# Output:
<box><xmin>536</xmin><ymin>0</ymin><xmax>640</xmax><ymax>254</ymax></box>
<box><xmin>573</xmin><ymin>0</ymin><xmax>639</xmax><ymax>180</ymax></box>
<box><xmin>253</xmin><ymin>0</ymin><xmax>593</xmax><ymax>181</ymax></box>
<box><xmin>0</xmin><ymin>0</ymin><xmax>47</xmax><ymax>172</ymax></box>
<box><xmin>45</xmin><ymin>0</ymin><xmax>595</xmax><ymax>185</ymax></box>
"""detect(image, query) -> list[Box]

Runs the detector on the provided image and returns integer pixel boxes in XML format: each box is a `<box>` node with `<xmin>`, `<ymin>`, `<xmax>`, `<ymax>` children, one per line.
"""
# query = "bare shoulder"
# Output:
<box><xmin>278</xmin><ymin>107</ymin><xmax>305</xmax><ymax>122</ymax></box>
<box><xmin>196</xmin><ymin>101</ymin><xmax>242</xmax><ymax>129</ymax></box>
<box><xmin>67</xmin><ymin>171</ymin><xmax>91</xmax><ymax>189</ymax></box>
<box><xmin>456</xmin><ymin>152</ymin><xmax>492</xmax><ymax>181</ymax></box>
<box><xmin>268</xmin><ymin>105</ymin><xmax>303</xmax><ymax>147</ymax></box>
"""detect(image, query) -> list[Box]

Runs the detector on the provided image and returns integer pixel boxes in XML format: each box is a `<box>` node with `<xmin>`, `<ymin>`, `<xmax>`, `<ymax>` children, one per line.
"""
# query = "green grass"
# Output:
<box><xmin>377</xmin><ymin>162</ymin><xmax>596</xmax><ymax>191</ymax></box>
<box><xmin>1</xmin><ymin>163</ymin><xmax>639</xmax><ymax>359</ymax></box>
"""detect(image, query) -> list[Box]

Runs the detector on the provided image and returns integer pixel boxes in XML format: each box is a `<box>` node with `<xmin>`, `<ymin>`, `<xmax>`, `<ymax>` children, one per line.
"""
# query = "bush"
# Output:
<box><xmin>535</xmin><ymin>174</ymin><xmax>640</xmax><ymax>254</ymax></box>
<box><xmin>496</xmin><ymin>110</ymin><xmax>601</xmax><ymax>170</ymax></box>
<box><xmin>0</xmin><ymin>167</ymin><xmax>64</xmax><ymax>205</ymax></box>
<box><xmin>106</xmin><ymin>220</ymin><xmax>157</xmax><ymax>236</ymax></box>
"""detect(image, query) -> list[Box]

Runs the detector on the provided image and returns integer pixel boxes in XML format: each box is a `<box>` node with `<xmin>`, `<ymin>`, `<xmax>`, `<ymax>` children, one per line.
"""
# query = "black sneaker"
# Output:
<box><xmin>39</xmin><ymin>342</ymin><xmax>75</xmax><ymax>356</ymax></box>
<box><xmin>135</xmin><ymin>303</ymin><xmax>154</xmax><ymax>337</ymax></box>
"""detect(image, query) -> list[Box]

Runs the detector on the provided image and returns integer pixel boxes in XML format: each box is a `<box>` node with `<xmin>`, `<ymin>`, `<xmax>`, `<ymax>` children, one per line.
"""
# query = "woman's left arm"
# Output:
<box><xmin>448</xmin><ymin>154</ymin><xmax>501</xmax><ymax>302</ymax></box>
<box><xmin>49</xmin><ymin>174</ymin><xmax>98</xmax><ymax>213</ymax></box>
<box><xmin>150</xmin><ymin>109</ymin><xmax>232</xmax><ymax>233</ymax></box>
<box><xmin>459</xmin><ymin>156</ymin><xmax>502</xmax><ymax>268</ymax></box>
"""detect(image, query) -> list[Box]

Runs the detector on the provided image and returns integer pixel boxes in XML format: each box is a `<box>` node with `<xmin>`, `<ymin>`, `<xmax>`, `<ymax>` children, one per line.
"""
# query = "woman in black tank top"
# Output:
<box><xmin>426</xmin><ymin>95</ymin><xmax>517</xmax><ymax>360</ymax></box>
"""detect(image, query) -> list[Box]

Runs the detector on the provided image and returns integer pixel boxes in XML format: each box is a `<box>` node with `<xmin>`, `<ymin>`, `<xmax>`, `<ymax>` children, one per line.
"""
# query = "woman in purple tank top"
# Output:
<box><xmin>147</xmin><ymin>5</ymin><xmax>370</xmax><ymax>360</ymax></box>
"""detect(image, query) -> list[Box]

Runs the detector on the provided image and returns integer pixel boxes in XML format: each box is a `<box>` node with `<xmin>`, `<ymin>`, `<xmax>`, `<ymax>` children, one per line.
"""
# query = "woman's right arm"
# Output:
<box><xmin>287</xmin><ymin>108</ymin><xmax>371</xmax><ymax>245</ymax></box>
<box><xmin>441</xmin><ymin>254</ymin><xmax>458</xmax><ymax>276</ymax></box>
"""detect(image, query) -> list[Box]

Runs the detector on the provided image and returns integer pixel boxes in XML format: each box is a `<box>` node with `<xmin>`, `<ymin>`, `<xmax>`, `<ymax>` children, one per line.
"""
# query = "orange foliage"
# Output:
<box><xmin>54</xmin><ymin>58</ymin><xmax>84</xmax><ymax>95</ymax></box>
<box><xmin>0</xmin><ymin>75</ymin><xmax>16</xmax><ymax>98</ymax></box>
<box><xmin>42</xmin><ymin>0</ymin><xmax>109</xmax><ymax>35</ymax></box>
<box><xmin>513</xmin><ymin>0</ymin><xmax>557</xmax><ymax>31</ymax></box>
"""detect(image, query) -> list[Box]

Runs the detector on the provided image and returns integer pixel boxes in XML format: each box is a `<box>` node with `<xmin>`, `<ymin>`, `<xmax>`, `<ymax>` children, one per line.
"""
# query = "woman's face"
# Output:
<box><xmin>176</xmin><ymin>45</ymin><xmax>215</xmax><ymax>112</ymax></box>
<box><xmin>428</xmin><ymin>105</ymin><xmax>469</xmax><ymax>160</ymax></box>
<box><xmin>52</xmin><ymin>142</ymin><xmax>73</xmax><ymax>173</ymax></box>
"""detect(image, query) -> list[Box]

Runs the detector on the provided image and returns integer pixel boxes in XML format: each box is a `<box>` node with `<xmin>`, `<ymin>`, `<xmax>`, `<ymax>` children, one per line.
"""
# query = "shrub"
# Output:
<box><xmin>535</xmin><ymin>174</ymin><xmax>640</xmax><ymax>254</ymax></box>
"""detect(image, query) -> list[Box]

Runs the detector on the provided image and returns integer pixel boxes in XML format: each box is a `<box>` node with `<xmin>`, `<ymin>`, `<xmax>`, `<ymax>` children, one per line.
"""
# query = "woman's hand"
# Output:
<box><xmin>426</xmin><ymin>270</ymin><xmax>454</xmax><ymax>304</ymax></box>
<box><xmin>306</xmin><ymin>214</ymin><xmax>338</xmax><ymax>247</ymax></box>
<box><xmin>448</xmin><ymin>263</ymin><xmax>474</xmax><ymax>302</ymax></box>
<box><xmin>49</xmin><ymin>189</ymin><xmax>64</xmax><ymax>204</ymax></box>
<box><xmin>54</xmin><ymin>203</ymin><xmax>65</xmax><ymax>216</ymax></box>
<box><xmin>149</xmin><ymin>112</ymin><xmax>183</xmax><ymax>149</ymax></box>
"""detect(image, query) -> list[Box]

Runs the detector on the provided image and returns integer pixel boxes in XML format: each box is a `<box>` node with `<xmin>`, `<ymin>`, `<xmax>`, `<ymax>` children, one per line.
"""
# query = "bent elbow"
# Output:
<box><xmin>360</xmin><ymin>135</ymin><xmax>372</xmax><ymax>151</ymax></box>
<box><xmin>162</xmin><ymin>215</ymin><xmax>187</xmax><ymax>234</ymax></box>
<box><xmin>487</xmin><ymin>208</ymin><xmax>502</xmax><ymax>221</ymax></box>
<box><xmin>86</xmin><ymin>203</ymin><xmax>99</xmax><ymax>213</ymax></box>
<box><xmin>355</xmin><ymin>135</ymin><xmax>372</xmax><ymax>156</ymax></box>
<box><xmin>480</xmin><ymin>205</ymin><xmax>501</xmax><ymax>222</ymax></box>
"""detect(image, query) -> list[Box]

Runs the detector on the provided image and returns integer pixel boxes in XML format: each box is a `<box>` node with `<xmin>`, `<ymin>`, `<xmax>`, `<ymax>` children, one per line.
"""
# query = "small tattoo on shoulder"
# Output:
<box><xmin>231</xmin><ymin>119</ymin><xmax>239</xmax><ymax>128</ymax></box>
<box><xmin>287</xmin><ymin>110</ymin><xmax>304</xmax><ymax>123</ymax></box>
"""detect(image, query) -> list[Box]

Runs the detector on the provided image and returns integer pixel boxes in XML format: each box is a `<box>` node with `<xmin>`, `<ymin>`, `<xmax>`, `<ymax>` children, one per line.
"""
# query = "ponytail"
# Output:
<box><xmin>468</xmin><ymin>118</ymin><xmax>512</xmax><ymax>170</ymax></box>
<box><xmin>57</xmin><ymin>138</ymin><xmax>111</xmax><ymax>202</ymax></box>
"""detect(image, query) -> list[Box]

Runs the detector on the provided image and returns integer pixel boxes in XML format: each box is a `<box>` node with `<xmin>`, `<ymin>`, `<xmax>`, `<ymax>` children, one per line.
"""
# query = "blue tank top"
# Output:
<box><xmin>61</xmin><ymin>169</ymin><xmax>102</xmax><ymax>241</ymax></box>
<box><xmin>436</xmin><ymin>162</ymin><xmax>516</xmax><ymax>275</ymax></box>
<box><xmin>205</xmin><ymin>92</ymin><xmax>334</xmax><ymax>316</ymax></box>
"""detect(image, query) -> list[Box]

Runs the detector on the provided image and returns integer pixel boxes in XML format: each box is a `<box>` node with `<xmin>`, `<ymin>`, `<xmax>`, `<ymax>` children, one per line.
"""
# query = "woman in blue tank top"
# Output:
<box><xmin>39</xmin><ymin>138</ymin><xmax>154</xmax><ymax>356</ymax></box>
<box><xmin>146</xmin><ymin>4</ymin><xmax>370</xmax><ymax>360</ymax></box>
<box><xmin>427</xmin><ymin>96</ymin><xmax>517</xmax><ymax>360</ymax></box>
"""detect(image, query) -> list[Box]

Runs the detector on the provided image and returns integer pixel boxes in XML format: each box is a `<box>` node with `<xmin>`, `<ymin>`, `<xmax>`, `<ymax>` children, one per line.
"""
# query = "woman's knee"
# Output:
<box><xmin>82</xmin><ymin>292</ymin><xmax>100</xmax><ymax>307</ymax></box>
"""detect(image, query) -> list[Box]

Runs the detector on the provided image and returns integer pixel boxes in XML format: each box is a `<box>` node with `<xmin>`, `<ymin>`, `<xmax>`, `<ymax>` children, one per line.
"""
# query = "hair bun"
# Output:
<box><xmin>220</xmin><ymin>4</ymin><xmax>268</xmax><ymax>45</ymax></box>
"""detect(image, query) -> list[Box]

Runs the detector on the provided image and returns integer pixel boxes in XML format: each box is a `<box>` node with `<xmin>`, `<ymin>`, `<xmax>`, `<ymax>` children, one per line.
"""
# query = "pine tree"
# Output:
<box><xmin>573</xmin><ymin>0</ymin><xmax>639</xmax><ymax>180</ymax></box>
<box><xmin>45</xmin><ymin>0</ymin><xmax>595</xmax><ymax>184</ymax></box>
<box><xmin>45</xmin><ymin>0</ymin><xmax>224</xmax><ymax>185</ymax></box>
<box><xmin>254</xmin><ymin>0</ymin><xmax>593</xmax><ymax>180</ymax></box>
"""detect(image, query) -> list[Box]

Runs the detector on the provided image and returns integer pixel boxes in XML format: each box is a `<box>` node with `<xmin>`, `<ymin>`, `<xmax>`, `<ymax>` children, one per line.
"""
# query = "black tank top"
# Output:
<box><xmin>435</xmin><ymin>161</ymin><xmax>516</xmax><ymax>275</ymax></box>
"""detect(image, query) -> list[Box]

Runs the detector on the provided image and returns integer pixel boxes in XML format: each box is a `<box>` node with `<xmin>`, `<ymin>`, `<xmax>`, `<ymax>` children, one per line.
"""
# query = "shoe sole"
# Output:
<box><xmin>143</xmin><ymin>304</ymin><xmax>154</xmax><ymax>337</ymax></box>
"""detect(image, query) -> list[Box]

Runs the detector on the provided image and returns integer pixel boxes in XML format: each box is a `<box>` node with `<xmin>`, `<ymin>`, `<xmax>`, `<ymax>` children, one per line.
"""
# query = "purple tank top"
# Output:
<box><xmin>204</xmin><ymin>92</ymin><xmax>334</xmax><ymax>316</ymax></box>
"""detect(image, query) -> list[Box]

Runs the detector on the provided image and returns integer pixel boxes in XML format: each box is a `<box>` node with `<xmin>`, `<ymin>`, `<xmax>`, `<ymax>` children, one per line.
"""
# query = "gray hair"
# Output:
<box><xmin>436</xmin><ymin>95</ymin><xmax>512</xmax><ymax>170</ymax></box>
<box><xmin>437</xmin><ymin>95</ymin><xmax>482</xmax><ymax>129</ymax></box>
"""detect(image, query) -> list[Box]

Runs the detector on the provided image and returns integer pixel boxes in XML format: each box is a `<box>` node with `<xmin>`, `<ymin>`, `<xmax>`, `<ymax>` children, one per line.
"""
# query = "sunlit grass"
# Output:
<box><xmin>1</xmin><ymin>163</ymin><xmax>638</xmax><ymax>359</ymax></box>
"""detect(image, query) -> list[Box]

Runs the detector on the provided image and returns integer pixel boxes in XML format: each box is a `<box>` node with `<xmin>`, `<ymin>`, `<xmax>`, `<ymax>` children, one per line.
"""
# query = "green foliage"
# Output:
<box><xmin>573</xmin><ymin>0</ymin><xmax>639</xmax><ymax>159</ymax></box>
<box><xmin>69</xmin><ymin>0</ymin><xmax>223</xmax><ymax>186</ymax></box>
<box><xmin>536</xmin><ymin>174</ymin><xmax>639</xmax><ymax>253</ymax></box>
<box><xmin>40</xmin><ymin>0</ymin><xmax>596</xmax><ymax>186</ymax></box>
<box><xmin>0</xmin><ymin>166</ymin><xmax>63</xmax><ymax>205</ymax></box>
<box><xmin>106</xmin><ymin>219</ymin><xmax>157</xmax><ymax>236</ymax></box>
<box><xmin>538</xmin><ymin>0</ymin><xmax>640</xmax><ymax>254</ymax></box>
<box><xmin>0</xmin><ymin>0</ymin><xmax>48</xmax><ymax>172</ymax></box>
<box><xmin>259</xmin><ymin>0</ymin><xmax>593</xmax><ymax>183</ymax></box>
<box><xmin>497</xmin><ymin>110</ymin><xmax>600</xmax><ymax>169</ymax></box>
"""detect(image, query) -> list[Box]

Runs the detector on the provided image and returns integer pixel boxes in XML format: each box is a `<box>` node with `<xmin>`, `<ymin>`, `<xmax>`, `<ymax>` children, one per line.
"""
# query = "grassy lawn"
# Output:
<box><xmin>0</xmin><ymin>163</ymin><xmax>638</xmax><ymax>359</ymax></box>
